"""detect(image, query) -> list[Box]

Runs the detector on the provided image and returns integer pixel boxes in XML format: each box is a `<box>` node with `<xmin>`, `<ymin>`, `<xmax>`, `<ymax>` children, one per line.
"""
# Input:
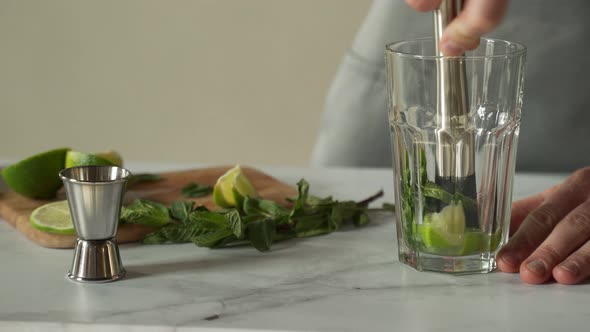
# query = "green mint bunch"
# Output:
<box><xmin>123</xmin><ymin>179</ymin><xmax>386</xmax><ymax>252</ymax></box>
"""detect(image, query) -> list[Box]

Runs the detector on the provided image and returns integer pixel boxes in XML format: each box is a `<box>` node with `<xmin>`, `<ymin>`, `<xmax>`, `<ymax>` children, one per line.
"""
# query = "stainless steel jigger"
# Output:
<box><xmin>60</xmin><ymin>165</ymin><xmax>131</xmax><ymax>283</ymax></box>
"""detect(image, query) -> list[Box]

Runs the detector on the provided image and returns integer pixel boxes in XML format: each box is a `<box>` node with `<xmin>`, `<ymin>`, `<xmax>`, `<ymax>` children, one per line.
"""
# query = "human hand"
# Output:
<box><xmin>405</xmin><ymin>0</ymin><xmax>510</xmax><ymax>55</ymax></box>
<box><xmin>496</xmin><ymin>168</ymin><xmax>590</xmax><ymax>285</ymax></box>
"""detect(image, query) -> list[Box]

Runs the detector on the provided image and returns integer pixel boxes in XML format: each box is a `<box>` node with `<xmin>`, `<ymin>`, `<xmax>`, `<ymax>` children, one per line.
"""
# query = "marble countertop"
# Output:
<box><xmin>1</xmin><ymin>162</ymin><xmax>586</xmax><ymax>332</ymax></box>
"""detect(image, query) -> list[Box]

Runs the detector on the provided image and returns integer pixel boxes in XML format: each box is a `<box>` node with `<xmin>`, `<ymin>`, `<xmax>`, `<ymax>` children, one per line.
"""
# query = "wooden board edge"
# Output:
<box><xmin>1</xmin><ymin>165</ymin><xmax>297</xmax><ymax>249</ymax></box>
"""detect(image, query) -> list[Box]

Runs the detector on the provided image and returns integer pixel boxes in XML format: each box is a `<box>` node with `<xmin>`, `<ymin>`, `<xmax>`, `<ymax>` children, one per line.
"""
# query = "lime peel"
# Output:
<box><xmin>65</xmin><ymin>150</ymin><xmax>123</xmax><ymax>168</ymax></box>
<box><xmin>1</xmin><ymin>147</ymin><xmax>70</xmax><ymax>199</ymax></box>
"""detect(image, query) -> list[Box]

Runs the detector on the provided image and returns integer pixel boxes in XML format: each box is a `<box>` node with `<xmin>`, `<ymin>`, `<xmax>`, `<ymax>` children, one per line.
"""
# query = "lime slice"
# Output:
<box><xmin>1</xmin><ymin>147</ymin><xmax>70</xmax><ymax>199</ymax></box>
<box><xmin>213</xmin><ymin>165</ymin><xmax>258</xmax><ymax>208</ymax></box>
<box><xmin>418</xmin><ymin>202</ymin><xmax>466</xmax><ymax>254</ymax></box>
<box><xmin>29</xmin><ymin>200</ymin><xmax>74</xmax><ymax>234</ymax></box>
<box><xmin>65</xmin><ymin>150</ymin><xmax>123</xmax><ymax>168</ymax></box>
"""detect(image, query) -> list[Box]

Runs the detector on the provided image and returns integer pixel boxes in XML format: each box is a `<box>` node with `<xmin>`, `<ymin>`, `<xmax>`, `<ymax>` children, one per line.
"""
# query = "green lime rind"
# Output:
<box><xmin>64</xmin><ymin>151</ymin><xmax>117</xmax><ymax>168</ymax></box>
<box><xmin>1</xmin><ymin>147</ymin><xmax>70</xmax><ymax>199</ymax></box>
<box><xmin>30</xmin><ymin>219</ymin><xmax>75</xmax><ymax>235</ymax></box>
<box><xmin>29</xmin><ymin>200</ymin><xmax>75</xmax><ymax>235</ymax></box>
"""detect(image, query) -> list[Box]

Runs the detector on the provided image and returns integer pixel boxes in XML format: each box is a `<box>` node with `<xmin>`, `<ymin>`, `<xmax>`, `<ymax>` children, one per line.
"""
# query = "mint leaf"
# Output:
<box><xmin>295</xmin><ymin>226</ymin><xmax>332</xmax><ymax>238</ymax></box>
<box><xmin>290</xmin><ymin>179</ymin><xmax>309</xmax><ymax>218</ymax></box>
<box><xmin>422</xmin><ymin>181</ymin><xmax>477</xmax><ymax>210</ymax></box>
<box><xmin>142</xmin><ymin>207</ymin><xmax>234</xmax><ymax>244</ymax></box>
<box><xmin>193</xmin><ymin>228</ymin><xmax>234</xmax><ymax>248</ymax></box>
<box><xmin>307</xmin><ymin>195</ymin><xmax>333</xmax><ymax>207</ymax></box>
<box><xmin>225</xmin><ymin>209</ymin><xmax>243</xmax><ymax>239</ymax></box>
<box><xmin>382</xmin><ymin>203</ymin><xmax>395</xmax><ymax>212</ymax></box>
<box><xmin>336</xmin><ymin>201</ymin><xmax>359</xmax><ymax>218</ymax></box>
<box><xmin>329</xmin><ymin>201</ymin><xmax>360</xmax><ymax>231</ymax></box>
<box><xmin>188</xmin><ymin>210</ymin><xmax>231</xmax><ymax>229</ymax></box>
<box><xmin>142</xmin><ymin>222</ymin><xmax>210</xmax><ymax>244</ymax></box>
<box><xmin>353</xmin><ymin>212</ymin><xmax>369</xmax><ymax>227</ymax></box>
<box><xmin>243</xmin><ymin>197</ymin><xmax>289</xmax><ymax>218</ymax></box>
<box><xmin>247</xmin><ymin>218</ymin><xmax>275</xmax><ymax>252</ymax></box>
<box><xmin>121</xmin><ymin>199</ymin><xmax>170</xmax><ymax>226</ymax></box>
<box><xmin>170</xmin><ymin>201</ymin><xmax>195</xmax><ymax>222</ymax></box>
<box><xmin>329</xmin><ymin>205</ymin><xmax>343</xmax><ymax>231</ymax></box>
<box><xmin>181</xmin><ymin>183</ymin><xmax>212</xmax><ymax>198</ymax></box>
<box><xmin>294</xmin><ymin>214</ymin><xmax>326</xmax><ymax>236</ymax></box>
<box><xmin>142</xmin><ymin>232</ymin><xmax>168</xmax><ymax>244</ymax></box>
<box><xmin>419</xmin><ymin>147</ymin><xmax>428</xmax><ymax>185</ymax></box>
<box><xmin>422</xmin><ymin>181</ymin><xmax>455</xmax><ymax>204</ymax></box>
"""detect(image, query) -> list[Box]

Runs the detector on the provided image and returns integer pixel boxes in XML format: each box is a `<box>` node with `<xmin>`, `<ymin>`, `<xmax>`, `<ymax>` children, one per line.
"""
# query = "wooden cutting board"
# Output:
<box><xmin>0</xmin><ymin>166</ymin><xmax>297</xmax><ymax>249</ymax></box>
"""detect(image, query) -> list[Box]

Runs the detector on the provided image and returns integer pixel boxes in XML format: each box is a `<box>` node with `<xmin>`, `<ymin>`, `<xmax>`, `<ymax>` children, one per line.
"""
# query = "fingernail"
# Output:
<box><xmin>526</xmin><ymin>259</ymin><xmax>547</xmax><ymax>275</ymax></box>
<box><xmin>441</xmin><ymin>40</ymin><xmax>465</xmax><ymax>56</ymax></box>
<box><xmin>559</xmin><ymin>262</ymin><xmax>579</xmax><ymax>276</ymax></box>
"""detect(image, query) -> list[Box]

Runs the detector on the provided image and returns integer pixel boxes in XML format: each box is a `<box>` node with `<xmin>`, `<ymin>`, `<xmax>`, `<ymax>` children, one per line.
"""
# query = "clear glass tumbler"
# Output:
<box><xmin>386</xmin><ymin>38</ymin><xmax>526</xmax><ymax>274</ymax></box>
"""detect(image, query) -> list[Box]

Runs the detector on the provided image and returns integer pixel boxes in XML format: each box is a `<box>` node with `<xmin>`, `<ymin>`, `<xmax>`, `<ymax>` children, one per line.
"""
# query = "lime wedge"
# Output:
<box><xmin>29</xmin><ymin>200</ymin><xmax>74</xmax><ymax>235</ymax></box>
<box><xmin>213</xmin><ymin>165</ymin><xmax>258</xmax><ymax>208</ymax></box>
<box><xmin>1</xmin><ymin>148</ymin><xmax>70</xmax><ymax>199</ymax></box>
<box><xmin>418</xmin><ymin>202</ymin><xmax>466</xmax><ymax>254</ymax></box>
<box><xmin>96</xmin><ymin>151</ymin><xmax>123</xmax><ymax>166</ymax></box>
<box><xmin>65</xmin><ymin>150</ymin><xmax>123</xmax><ymax>168</ymax></box>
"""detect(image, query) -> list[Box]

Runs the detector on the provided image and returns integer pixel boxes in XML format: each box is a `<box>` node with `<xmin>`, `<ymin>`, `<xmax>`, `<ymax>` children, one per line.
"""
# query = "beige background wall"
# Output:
<box><xmin>0</xmin><ymin>0</ymin><xmax>371</xmax><ymax>166</ymax></box>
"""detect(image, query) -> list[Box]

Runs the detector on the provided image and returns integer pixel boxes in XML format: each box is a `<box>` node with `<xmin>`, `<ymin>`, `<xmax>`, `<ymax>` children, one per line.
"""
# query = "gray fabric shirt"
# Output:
<box><xmin>311</xmin><ymin>0</ymin><xmax>590</xmax><ymax>173</ymax></box>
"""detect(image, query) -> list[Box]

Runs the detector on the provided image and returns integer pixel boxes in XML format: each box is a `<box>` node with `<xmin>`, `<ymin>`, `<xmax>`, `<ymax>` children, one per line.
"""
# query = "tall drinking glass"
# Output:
<box><xmin>386</xmin><ymin>38</ymin><xmax>526</xmax><ymax>273</ymax></box>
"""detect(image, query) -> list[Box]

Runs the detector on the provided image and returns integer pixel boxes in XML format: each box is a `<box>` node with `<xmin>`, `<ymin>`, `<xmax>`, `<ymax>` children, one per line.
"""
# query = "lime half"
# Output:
<box><xmin>213</xmin><ymin>165</ymin><xmax>258</xmax><ymax>208</ymax></box>
<box><xmin>30</xmin><ymin>200</ymin><xmax>74</xmax><ymax>235</ymax></box>
<box><xmin>1</xmin><ymin>147</ymin><xmax>70</xmax><ymax>199</ymax></box>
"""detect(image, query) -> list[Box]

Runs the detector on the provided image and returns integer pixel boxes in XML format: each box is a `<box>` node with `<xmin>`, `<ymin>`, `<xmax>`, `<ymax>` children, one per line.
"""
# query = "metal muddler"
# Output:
<box><xmin>60</xmin><ymin>165</ymin><xmax>131</xmax><ymax>283</ymax></box>
<box><xmin>433</xmin><ymin>0</ymin><xmax>478</xmax><ymax>223</ymax></box>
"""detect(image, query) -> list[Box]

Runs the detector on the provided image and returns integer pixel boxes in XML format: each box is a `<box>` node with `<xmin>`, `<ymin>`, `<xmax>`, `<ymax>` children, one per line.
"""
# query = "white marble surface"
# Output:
<box><xmin>1</xmin><ymin>162</ymin><xmax>586</xmax><ymax>332</ymax></box>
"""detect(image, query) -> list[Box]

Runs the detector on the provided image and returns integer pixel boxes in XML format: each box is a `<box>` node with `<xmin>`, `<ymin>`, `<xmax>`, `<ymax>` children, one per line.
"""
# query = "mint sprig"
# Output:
<box><xmin>136</xmin><ymin>179</ymin><xmax>387</xmax><ymax>252</ymax></box>
<box><xmin>120</xmin><ymin>199</ymin><xmax>169</xmax><ymax>226</ymax></box>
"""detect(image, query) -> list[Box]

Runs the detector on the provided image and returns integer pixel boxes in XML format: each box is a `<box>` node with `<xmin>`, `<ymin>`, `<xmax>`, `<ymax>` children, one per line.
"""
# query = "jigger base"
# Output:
<box><xmin>67</xmin><ymin>238</ymin><xmax>125</xmax><ymax>283</ymax></box>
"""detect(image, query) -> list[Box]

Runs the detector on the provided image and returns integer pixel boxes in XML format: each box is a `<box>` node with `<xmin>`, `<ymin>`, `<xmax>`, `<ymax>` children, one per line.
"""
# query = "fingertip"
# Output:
<box><xmin>496</xmin><ymin>243</ymin><xmax>528</xmax><ymax>273</ymax></box>
<box><xmin>440</xmin><ymin>40</ymin><xmax>465</xmax><ymax>56</ymax></box>
<box><xmin>439</xmin><ymin>33</ymin><xmax>480</xmax><ymax>56</ymax></box>
<box><xmin>520</xmin><ymin>261</ymin><xmax>551</xmax><ymax>285</ymax></box>
<box><xmin>496</xmin><ymin>253</ymin><xmax>520</xmax><ymax>273</ymax></box>
<box><xmin>405</xmin><ymin>0</ymin><xmax>441</xmax><ymax>12</ymax></box>
<box><xmin>464</xmin><ymin>38</ymin><xmax>481</xmax><ymax>51</ymax></box>
<box><xmin>553</xmin><ymin>263</ymin><xmax>581</xmax><ymax>285</ymax></box>
<box><xmin>553</xmin><ymin>267</ymin><xmax>579</xmax><ymax>285</ymax></box>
